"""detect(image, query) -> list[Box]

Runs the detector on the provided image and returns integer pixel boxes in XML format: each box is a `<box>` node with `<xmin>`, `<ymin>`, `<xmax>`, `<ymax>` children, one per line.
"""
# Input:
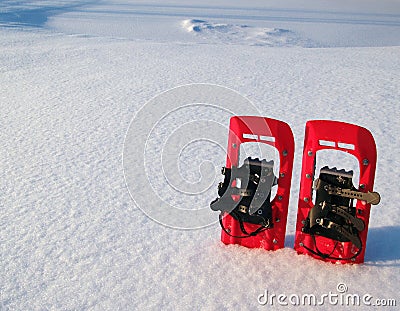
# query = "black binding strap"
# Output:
<box><xmin>301</xmin><ymin>166</ymin><xmax>365</xmax><ymax>261</ymax></box>
<box><xmin>301</xmin><ymin>234</ymin><xmax>362</xmax><ymax>261</ymax></box>
<box><xmin>219</xmin><ymin>212</ymin><xmax>268</xmax><ymax>239</ymax></box>
<box><xmin>211</xmin><ymin>157</ymin><xmax>276</xmax><ymax>238</ymax></box>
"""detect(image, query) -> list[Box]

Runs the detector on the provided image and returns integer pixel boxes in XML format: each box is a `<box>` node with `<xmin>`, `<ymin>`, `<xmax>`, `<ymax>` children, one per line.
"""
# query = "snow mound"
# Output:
<box><xmin>181</xmin><ymin>19</ymin><xmax>318</xmax><ymax>47</ymax></box>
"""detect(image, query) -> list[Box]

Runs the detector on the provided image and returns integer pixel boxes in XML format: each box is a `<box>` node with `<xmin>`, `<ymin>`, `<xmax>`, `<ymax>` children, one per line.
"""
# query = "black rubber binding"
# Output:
<box><xmin>210</xmin><ymin>157</ymin><xmax>277</xmax><ymax>238</ymax></box>
<box><xmin>301</xmin><ymin>167</ymin><xmax>365</xmax><ymax>260</ymax></box>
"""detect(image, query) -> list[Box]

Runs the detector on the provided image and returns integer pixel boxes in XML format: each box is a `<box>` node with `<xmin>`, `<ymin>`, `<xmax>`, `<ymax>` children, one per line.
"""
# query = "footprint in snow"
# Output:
<box><xmin>181</xmin><ymin>19</ymin><xmax>318</xmax><ymax>47</ymax></box>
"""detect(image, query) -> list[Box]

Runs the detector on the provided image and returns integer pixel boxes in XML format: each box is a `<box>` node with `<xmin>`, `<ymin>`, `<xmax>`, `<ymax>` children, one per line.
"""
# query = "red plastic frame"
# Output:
<box><xmin>221</xmin><ymin>116</ymin><xmax>294</xmax><ymax>250</ymax></box>
<box><xmin>294</xmin><ymin>120</ymin><xmax>377</xmax><ymax>264</ymax></box>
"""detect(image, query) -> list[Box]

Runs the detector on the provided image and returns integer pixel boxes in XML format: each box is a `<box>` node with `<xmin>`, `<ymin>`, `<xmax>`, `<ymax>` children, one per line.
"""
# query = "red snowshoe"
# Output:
<box><xmin>294</xmin><ymin>120</ymin><xmax>380</xmax><ymax>264</ymax></box>
<box><xmin>210</xmin><ymin>116</ymin><xmax>294</xmax><ymax>250</ymax></box>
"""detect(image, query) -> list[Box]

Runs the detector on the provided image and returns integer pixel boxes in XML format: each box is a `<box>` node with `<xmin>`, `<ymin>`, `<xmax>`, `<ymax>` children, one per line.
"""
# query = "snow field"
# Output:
<box><xmin>1</xmin><ymin>0</ymin><xmax>400</xmax><ymax>310</ymax></box>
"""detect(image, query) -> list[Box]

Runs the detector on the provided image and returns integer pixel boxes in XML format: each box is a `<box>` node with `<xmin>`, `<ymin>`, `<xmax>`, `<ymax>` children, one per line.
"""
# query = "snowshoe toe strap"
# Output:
<box><xmin>328</xmin><ymin>203</ymin><xmax>365</xmax><ymax>231</ymax></box>
<box><xmin>315</xmin><ymin>218</ymin><xmax>362</xmax><ymax>249</ymax></box>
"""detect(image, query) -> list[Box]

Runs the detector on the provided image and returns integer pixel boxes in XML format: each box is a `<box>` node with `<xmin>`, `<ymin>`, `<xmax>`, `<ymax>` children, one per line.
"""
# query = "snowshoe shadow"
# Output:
<box><xmin>286</xmin><ymin>227</ymin><xmax>400</xmax><ymax>266</ymax></box>
<box><xmin>365</xmin><ymin>226</ymin><xmax>400</xmax><ymax>266</ymax></box>
<box><xmin>285</xmin><ymin>234</ymin><xmax>295</xmax><ymax>248</ymax></box>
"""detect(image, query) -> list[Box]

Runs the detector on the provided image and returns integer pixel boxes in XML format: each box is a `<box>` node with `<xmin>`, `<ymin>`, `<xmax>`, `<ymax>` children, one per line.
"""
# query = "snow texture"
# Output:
<box><xmin>1</xmin><ymin>0</ymin><xmax>400</xmax><ymax>310</ymax></box>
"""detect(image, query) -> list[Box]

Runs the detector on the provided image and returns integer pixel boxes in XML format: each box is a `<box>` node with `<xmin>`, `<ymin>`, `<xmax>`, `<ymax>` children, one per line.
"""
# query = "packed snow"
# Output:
<box><xmin>1</xmin><ymin>0</ymin><xmax>400</xmax><ymax>310</ymax></box>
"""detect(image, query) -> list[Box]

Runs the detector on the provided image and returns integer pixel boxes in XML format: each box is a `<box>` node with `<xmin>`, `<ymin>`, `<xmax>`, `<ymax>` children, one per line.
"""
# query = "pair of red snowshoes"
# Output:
<box><xmin>210</xmin><ymin>116</ymin><xmax>380</xmax><ymax>264</ymax></box>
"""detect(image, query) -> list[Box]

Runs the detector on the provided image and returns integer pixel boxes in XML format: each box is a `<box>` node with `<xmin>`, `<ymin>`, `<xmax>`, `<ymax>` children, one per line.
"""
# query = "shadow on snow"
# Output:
<box><xmin>0</xmin><ymin>1</ymin><xmax>96</xmax><ymax>28</ymax></box>
<box><xmin>286</xmin><ymin>226</ymin><xmax>400</xmax><ymax>266</ymax></box>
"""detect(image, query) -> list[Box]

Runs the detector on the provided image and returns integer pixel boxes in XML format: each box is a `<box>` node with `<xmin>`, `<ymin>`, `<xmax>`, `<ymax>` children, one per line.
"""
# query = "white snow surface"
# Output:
<box><xmin>1</xmin><ymin>0</ymin><xmax>400</xmax><ymax>310</ymax></box>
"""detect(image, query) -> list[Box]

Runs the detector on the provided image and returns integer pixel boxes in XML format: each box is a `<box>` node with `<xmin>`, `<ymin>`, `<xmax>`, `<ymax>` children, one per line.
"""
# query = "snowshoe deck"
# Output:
<box><xmin>211</xmin><ymin>116</ymin><xmax>294</xmax><ymax>250</ymax></box>
<box><xmin>294</xmin><ymin>120</ymin><xmax>380</xmax><ymax>264</ymax></box>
